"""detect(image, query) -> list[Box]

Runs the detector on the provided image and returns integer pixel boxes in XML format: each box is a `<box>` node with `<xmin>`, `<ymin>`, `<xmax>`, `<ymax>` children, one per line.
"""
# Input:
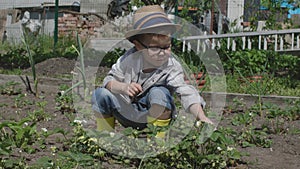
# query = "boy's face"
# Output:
<box><xmin>134</xmin><ymin>34</ymin><xmax>171</xmax><ymax>67</ymax></box>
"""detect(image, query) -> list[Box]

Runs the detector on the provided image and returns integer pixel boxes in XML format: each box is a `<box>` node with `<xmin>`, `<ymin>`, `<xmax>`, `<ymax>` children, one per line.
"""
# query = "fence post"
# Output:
<box><xmin>280</xmin><ymin>36</ymin><xmax>283</xmax><ymax>50</ymax></box>
<box><xmin>258</xmin><ymin>35</ymin><xmax>261</xmax><ymax>50</ymax></box>
<box><xmin>275</xmin><ymin>35</ymin><xmax>278</xmax><ymax>51</ymax></box>
<box><xmin>297</xmin><ymin>35</ymin><xmax>299</xmax><ymax>48</ymax></box>
<box><xmin>242</xmin><ymin>36</ymin><xmax>245</xmax><ymax>50</ymax></box>
<box><xmin>291</xmin><ymin>33</ymin><xmax>294</xmax><ymax>50</ymax></box>
<box><xmin>263</xmin><ymin>37</ymin><xmax>267</xmax><ymax>50</ymax></box>
<box><xmin>54</xmin><ymin>0</ymin><xmax>59</xmax><ymax>48</ymax></box>
<box><xmin>247</xmin><ymin>38</ymin><xmax>252</xmax><ymax>49</ymax></box>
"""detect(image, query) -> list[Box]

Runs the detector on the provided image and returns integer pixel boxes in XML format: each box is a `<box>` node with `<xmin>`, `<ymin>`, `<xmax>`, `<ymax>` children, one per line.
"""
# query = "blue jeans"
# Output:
<box><xmin>91</xmin><ymin>86</ymin><xmax>175</xmax><ymax>129</ymax></box>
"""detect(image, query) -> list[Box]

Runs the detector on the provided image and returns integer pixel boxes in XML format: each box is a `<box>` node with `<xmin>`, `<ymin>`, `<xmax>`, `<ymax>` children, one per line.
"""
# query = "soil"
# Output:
<box><xmin>0</xmin><ymin>57</ymin><xmax>299</xmax><ymax>169</ymax></box>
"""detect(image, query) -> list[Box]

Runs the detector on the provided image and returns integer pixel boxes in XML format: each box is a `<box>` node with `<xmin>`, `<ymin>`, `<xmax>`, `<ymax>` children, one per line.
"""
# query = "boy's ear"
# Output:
<box><xmin>132</xmin><ymin>40</ymin><xmax>143</xmax><ymax>50</ymax></box>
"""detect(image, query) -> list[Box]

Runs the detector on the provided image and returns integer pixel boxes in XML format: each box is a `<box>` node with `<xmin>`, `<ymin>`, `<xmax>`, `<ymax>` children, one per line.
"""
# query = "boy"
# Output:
<box><xmin>92</xmin><ymin>5</ymin><xmax>213</xmax><ymax>135</ymax></box>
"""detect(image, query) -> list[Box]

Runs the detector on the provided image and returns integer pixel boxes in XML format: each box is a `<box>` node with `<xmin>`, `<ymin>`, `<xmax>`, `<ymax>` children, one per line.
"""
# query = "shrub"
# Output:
<box><xmin>0</xmin><ymin>35</ymin><xmax>78</xmax><ymax>70</ymax></box>
<box><xmin>218</xmin><ymin>49</ymin><xmax>299</xmax><ymax>77</ymax></box>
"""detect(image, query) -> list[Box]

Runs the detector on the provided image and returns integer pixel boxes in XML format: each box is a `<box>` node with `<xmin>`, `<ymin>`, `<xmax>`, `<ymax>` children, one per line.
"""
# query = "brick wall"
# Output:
<box><xmin>58</xmin><ymin>13</ymin><xmax>105</xmax><ymax>39</ymax></box>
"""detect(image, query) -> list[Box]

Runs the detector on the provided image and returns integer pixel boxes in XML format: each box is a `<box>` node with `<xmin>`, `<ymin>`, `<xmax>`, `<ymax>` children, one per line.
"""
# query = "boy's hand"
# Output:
<box><xmin>106</xmin><ymin>81</ymin><xmax>142</xmax><ymax>97</ymax></box>
<box><xmin>199</xmin><ymin>116</ymin><xmax>214</xmax><ymax>125</ymax></box>
<box><xmin>189</xmin><ymin>104</ymin><xmax>214</xmax><ymax>125</ymax></box>
<box><xmin>123</xmin><ymin>82</ymin><xmax>142</xmax><ymax>97</ymax></box>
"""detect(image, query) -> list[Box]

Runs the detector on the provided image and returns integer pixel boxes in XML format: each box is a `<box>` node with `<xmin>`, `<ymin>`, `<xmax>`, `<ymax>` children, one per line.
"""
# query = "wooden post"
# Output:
<box><xmin>54</xmin><ymin>0</ymin><xmax>59</xmax><ymax>48</ymax></box>
<box><xmin>210</xmin><ymin>0</ymin><xmax>214</xmax><ymax>35</ymax></box>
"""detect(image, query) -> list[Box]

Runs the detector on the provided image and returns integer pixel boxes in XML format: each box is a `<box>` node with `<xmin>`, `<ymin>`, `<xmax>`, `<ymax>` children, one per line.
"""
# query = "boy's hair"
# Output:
<box><xmin>130</xmin><ymin>33</ymin><xmax>171</xmax><ymax>43</ymax></box>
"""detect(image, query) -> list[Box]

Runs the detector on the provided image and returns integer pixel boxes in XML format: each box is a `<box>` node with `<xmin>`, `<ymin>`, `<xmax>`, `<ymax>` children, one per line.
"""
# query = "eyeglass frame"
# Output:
<box><xmin>136</xmin><ymin>39</ymin><xmax>171</xmax><ymax>55</ymax></box>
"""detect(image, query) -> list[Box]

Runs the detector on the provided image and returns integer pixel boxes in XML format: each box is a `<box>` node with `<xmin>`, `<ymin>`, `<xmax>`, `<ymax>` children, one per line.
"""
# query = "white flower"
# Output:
<box><xmin>195</xmin><ymin>121</ymin><xmax>201</xmax><ymax>127</ymax></box>
<box><xmin>74</xmin><ymin>119</ymin><xmax>87</xmax><ymax>124</ymax></box>
<box><xmin>132</xmin><ymin>6</ymin><xmax>138</xmax><ymax>11</ymax></box>
<box><xmin>227</xmin><ymin>146</ymin><xmax>233</xmax><ymax>151</ymax></box>
<box><xmin>50</xmin><ymin>146</ymin><xmax>57</xmax><ymax>153</ymax></box>
<box><xmin>147</xmin><ymin>138</ymin><xmax>151</xmax><ymax>142</ymax></box>
<box><xmin>74</xmin><ymin>119</ymin><xmax>82</xmax><ymax>124</ymax></box>
<box><xmin>110</xmin><ymin>132</ymin><xmax>115</xmax><ymax>137</ymax></box>
<box><xmin>24</xmin><ymin>122</ymin><xmax>28</xmax><ymax>126</ymax></box>
<box><xmin>220</xmin><ymin>161</ymin><xmax>227</xmax><ymax>168</ymax></box>
<box><xmin>41</xmin><ymin>128</ymin><xmax>48</xmax><ymax>132</ymax></box>
<box><xmin>89</xmin><ymin>138</ymin><xmax>97</xmax><ymax>142</ymax></box>
<box><xmin>217</xmin><ymin>146</ymin><xmax>222</xmax><ymax>151</ymax></box>
<box><xmin>70</xmin><ymin>71</ymin><xmax>78</xmax><ymax>75</ymax></box>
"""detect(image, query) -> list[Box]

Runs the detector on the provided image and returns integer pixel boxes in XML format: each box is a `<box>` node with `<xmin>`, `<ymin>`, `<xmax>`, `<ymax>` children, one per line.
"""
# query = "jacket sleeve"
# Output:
<box><xmin>102</xmin><ymin>56</ymin><xmax>126</xmax><ymax>88</ymax></box>
<box><xmin>102</xmin><ymin>48</ymin><xmax>137</xmax><ymax>88</ymax></box>
<box><xmin>166</xmin><ymin>62</ymin><xmax>206</xmax><ymax>111</ymax></box>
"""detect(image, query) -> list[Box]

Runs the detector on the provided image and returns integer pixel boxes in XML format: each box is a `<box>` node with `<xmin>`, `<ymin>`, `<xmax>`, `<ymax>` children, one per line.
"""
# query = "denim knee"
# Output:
<box><xmin>147</xmin><ymin>86</ymin><xmax>173</xmax><ymax>110</ymax></box>
<box><xmin>91</xmin><ymin>87</ymin><xmax>119</xmax><ymax>115</ymax></box>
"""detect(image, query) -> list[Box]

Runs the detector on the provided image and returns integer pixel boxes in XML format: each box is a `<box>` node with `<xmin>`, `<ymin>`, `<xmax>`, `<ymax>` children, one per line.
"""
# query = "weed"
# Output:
<box><xmin>21</xmin><ymin>31</ymin><xmax>38</xmax><ymax>97</ymax></box>
<box><xmin>13</xmin><ymin>93</ymin><xmax>34</xmax><ymax>108</ymax></box>
<box><xmin>0</xmin><ymin>81</ymin><xmax>21</xmax><ymax>95</ymax></box>
<box><xmin>56</xmin><ymin>84</ymin><xmax>76</xmax><ymax>114</ymax></box>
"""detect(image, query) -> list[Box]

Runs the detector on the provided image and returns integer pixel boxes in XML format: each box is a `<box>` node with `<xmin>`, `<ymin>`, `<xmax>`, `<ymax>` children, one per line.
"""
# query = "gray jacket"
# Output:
<box><xmin>102</xmin><ymin>47</ymin><xmax>205</xmax><ymax>111</ymax></box>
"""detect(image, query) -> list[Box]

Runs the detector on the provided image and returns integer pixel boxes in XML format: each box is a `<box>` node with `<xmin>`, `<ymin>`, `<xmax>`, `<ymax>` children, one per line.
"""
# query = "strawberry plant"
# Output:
<box><xmin>0</xmin><ymin>81</ymin><xmax>21</xmax><ymax>95</ymax></box>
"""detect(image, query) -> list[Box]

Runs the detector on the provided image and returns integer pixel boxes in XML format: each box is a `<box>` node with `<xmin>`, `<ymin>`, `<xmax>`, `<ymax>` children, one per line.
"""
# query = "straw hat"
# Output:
<box><xmin>125</xmin><ymin>5</ymin><xmax>181</xmax><ymax>41</ymax></box>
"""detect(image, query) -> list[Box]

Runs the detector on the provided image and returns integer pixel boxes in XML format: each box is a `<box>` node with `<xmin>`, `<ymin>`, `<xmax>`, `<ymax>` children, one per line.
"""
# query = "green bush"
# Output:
<box><xmin>218</xmin><ymin>49</ymin><xmax>299</xmax><ymax>77</ymax></box>
<box><xmin>0</xmin><ymin>35</ymin><xmax>78</xmax><ymax>69</ymax></box>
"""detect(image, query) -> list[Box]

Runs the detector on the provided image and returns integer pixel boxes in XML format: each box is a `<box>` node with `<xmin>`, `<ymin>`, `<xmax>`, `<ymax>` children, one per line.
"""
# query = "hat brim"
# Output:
<box><xmin>125</xmin><ymin>23</ymin><xmax>181</xmax><ymax>40</ymax></box>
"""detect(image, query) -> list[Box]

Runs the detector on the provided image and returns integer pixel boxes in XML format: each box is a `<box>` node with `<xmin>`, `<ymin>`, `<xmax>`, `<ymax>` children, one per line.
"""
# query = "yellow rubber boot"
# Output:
<box><xmin>147</xmin><ymin>116</ymin><xmax>171</xmax><ymax>138</ymax></box>
<box><xmin>96</xmin><ymin>117</ymin><xmax>115</xmax><ymax>132</ymax></box>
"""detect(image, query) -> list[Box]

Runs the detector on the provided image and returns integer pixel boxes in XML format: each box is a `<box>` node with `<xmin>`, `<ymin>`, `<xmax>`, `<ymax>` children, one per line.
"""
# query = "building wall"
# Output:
<box><xmin>0</xmin><ymin>0</ymin><xmax>116</xmax><ymax>42</ymax></box>
<box><xmin>292</xmin><ymin>14</ymin><xmax>300</xmax><ymax>27</ymax></box>
<box><xmin>0</xmin><ymin>9</ymin><xmax>21</xmax><ymax>43</ymax></box>
<box><xmin>0</xmin><ymin>0</ymin><xmax>78</xmax><ymax>10</ymax></box>
<box><xmin>244</xmin><ymin>0</ymin><xmax>260</xmax><ymax>22</ymax></box>
<box><xmin>227</xmin><ymin>0</ymin><xmax>244</xmax><ymax>31</ymax></box>
<box><xmin>80</xmin><ymin>0</ymin><xmax>111</xmax><ymax>20</ymax></box>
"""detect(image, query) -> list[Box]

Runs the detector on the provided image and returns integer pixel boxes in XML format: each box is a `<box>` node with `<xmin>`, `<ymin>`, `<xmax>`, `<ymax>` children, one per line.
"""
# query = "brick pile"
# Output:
<box><xmin>58</xmin><ymin>13</ymin><xmax>104</xmax><ymax>38</ymax></box>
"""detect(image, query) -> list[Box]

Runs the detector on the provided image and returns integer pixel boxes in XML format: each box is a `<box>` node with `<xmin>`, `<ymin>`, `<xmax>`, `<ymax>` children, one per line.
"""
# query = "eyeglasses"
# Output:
<box><xmin>136</xmin><ymin>40</ymin><xmax>171</xmax><ymax>55</ymax></box>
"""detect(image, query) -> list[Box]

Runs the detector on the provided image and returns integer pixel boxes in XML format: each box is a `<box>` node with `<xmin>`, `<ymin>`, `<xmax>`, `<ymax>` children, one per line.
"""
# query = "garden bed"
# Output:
<box><xmin>0</xmin><ymin>57</ymin><xmax>299</xmax><ymax>168</ymax></box>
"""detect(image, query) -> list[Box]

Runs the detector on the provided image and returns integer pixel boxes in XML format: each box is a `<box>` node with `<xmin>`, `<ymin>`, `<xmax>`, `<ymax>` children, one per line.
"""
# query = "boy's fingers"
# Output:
<box><xmin>127</xmin><ymin>84</ymin><xmax>142</xmax><ymax>96</ymax></box>
<box><xmin>131</xmin><ymin>83</ymin><xmax>142</xmax><ymax>92</ymax></box>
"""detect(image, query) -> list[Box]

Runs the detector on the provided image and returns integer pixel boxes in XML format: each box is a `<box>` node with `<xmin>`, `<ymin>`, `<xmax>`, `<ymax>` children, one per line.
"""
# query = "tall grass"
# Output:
<box><xmin>21</xmin><ymin>32</ymin><xmax>38</xmax><ymax>97</ymax></box>
<box><xmin>61</xmin><ymin>33</ymin><xmax>86</xmax><ymax>98</ymax></box>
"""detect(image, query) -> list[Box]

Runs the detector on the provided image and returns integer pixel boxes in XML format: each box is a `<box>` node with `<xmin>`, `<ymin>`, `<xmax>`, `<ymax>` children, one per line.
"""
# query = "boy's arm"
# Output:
<box><xmin>106</xmin><ymin>80</ymin><xmax>142</xmax><ymax>97</ymax></box>
<box><xmin>189</xmin><ymin>103</ymin><xmax>214</xmax><ymax>124</ymax></box>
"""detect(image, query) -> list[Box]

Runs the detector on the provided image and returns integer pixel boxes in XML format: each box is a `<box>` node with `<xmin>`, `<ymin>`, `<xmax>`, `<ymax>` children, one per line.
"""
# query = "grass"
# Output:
<box><xmin>0</xmin><ymin>68</ymin><xmax>22</xmax><ymax>75</ymax></box>
<box><xmin>0</xmin><ymin>67</ymin><xmax>299</xmax><ymax>97</ymax></box>
<box><xmin>203</xmin><ymin>73</ymin><xmax>300</xmax><ymax>97</ymax></box>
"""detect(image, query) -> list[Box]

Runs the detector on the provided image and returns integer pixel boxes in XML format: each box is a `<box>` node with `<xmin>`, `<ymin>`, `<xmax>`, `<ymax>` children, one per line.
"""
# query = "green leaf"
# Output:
<box><xmin>200</xmin><ymin>159</ymin><xmax>209</xmax><ymax>164</ymax></box>
<box><xmin>0</xmin><ymin>146</ymin><xmax>11</xmax><ymax>155</ymax></box>
<box><xmin>33</xmin><ymin>156</ymin><xmax>54</xmax><ymax>168</ymax></box>
<box><xmin>242</xmin><ymin>141</ymin><xmax>255</xmax><ymax>147</ymax></box>
<box><xmin>122</xmin><ymin>127</ymin><xmax>134</xmax><ymax>136</ymax></box>
<box><xmin>210</xmin><ymin>131</ymin><xmax>220</xmax><ymax>142</ymax></box>
<box><xmin>59</xmin><ymin>151</ymin><xmax>93</xmax><ymax>163</ymax></box>
<box><xmin>231</xmin><ymin>151</ymin><xmax>241</xmax><ymax>159</ymax></box>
